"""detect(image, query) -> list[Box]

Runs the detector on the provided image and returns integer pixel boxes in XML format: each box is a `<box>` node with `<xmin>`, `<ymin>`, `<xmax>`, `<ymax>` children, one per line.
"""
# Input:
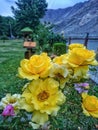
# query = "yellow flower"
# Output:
<box><xmin>32</xmin><ymin>111</ymin><xmax>48</xmax><ymax>125</ymax></box>
<box><xmin>49</xmin><ymin>63</ymin><xmax>68</xmax><ymax>78</ymax></box>
<box><xmin>82</xmin><ymin>93</ymin><xmax>98</xmax><ymax>118</ymax></box>
<box><xmin>0</xmin><ymin>94</ymin><xmax>21</xmax><ymax>114</ymax></box>
<box><xmin>49</xmin><ymin>63</ymin><xmax>69</xmax><ymax>88</ymax></box>
<box><xmin>53</xmin><ymin>54</ymin><xmax>67</xmax><ymax>65</ymax></box>
<box><xmin>67</xmin><ymin>48</ymin><xmax>97</xmax><ymax>67</ymax></box>
<box><xmin>69</xmin><ymin>43</ymin><xmax>85</xmax><ymax>50</ymax></box>
<box><xmin>22</xmin><ymin>78</ymin><xmax>66</xmax><ymax>115</ymax></box>
<box><xmin>18</xmin><ymin>53</ymin><xmax>52</xmax><ymax>80</ymax></box>
<box><xmin>29</xmin><ymin>111</ymin><xmax>49</xmax><ymax>129</ymax></box>
<box><xmin>73</xmin><ymin>66</ymin><xmax>89</xmax><ymax>79</ymax></box>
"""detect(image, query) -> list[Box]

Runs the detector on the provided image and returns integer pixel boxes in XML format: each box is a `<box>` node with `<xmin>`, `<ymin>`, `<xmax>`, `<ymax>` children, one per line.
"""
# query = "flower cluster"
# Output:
<box><xmin>0</xmin><ymin>43</ymin><xmax>98</xmax><ymax>129</ymax></box>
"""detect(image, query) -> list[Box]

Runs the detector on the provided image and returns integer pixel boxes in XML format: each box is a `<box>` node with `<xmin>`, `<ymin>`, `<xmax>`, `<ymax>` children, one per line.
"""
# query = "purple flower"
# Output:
<box><xmin>74</xmin><ymin>83</ymin><xmax>89</xmax><ymax>94</ymax></box>
<box><xmin>2</xmin><ymin>104</ymin><xmax>15</xmax><ymax>116</ymax></box>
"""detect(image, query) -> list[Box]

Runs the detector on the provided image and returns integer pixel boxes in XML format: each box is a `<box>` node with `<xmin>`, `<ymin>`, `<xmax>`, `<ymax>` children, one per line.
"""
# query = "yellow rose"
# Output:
<box><xmin>22</xmin><ymin>78</ymin><xmax>66</xmax><ymax>115</ymax></box>
<box><xmin>67</xmin><ymin>48</ymin><xmax>97</xmax><ymax>67</ymax></box>
<box><xmin>49</xmin><ymin>63</ymin><xmax>69</xmax><ymax>88</ymax></box>
<box><xmin>68</xmin><ymin>43</ymin><xmax>85</xmax><ymax>50</ymax></box>
<box><xmin>82</xmin><ymin>93</ymin><xmax>98</xmax><ymax>118</ymax></box>
<box><xmin>53</xmin><ymin>54</ymin><xmax>68</xmax><ymax>65</ymax></box>
<box><xmin>18</xmin><ymin>53</ymin><xmax>52</xmax><ymax>80</ymax></box>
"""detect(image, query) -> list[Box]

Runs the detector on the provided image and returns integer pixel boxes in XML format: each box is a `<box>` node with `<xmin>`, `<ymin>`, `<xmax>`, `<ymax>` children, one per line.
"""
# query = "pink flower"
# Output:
<box><xmin>2</xmin><ymin>104</ymin><xmax>15</xmax><ymax>116</ymax></box>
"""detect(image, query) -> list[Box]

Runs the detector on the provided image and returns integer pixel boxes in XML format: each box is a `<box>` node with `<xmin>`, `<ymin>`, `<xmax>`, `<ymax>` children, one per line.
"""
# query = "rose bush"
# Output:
<box><xmin>0</xmin><ymin>43</ymin><xmax>98</xmax><ymax>129</ymax></box>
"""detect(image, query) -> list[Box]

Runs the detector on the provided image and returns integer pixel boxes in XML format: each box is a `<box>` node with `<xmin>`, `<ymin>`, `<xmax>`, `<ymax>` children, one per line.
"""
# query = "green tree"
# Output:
<box><xmin>11</xmin><ymin>0</ymin><xmax>47</xmax><ymax>32</ymax></box>
<box><xmin>0</xmin><ymin>16</ymin><xmax>16</xmax><ymax>38</ymax></box>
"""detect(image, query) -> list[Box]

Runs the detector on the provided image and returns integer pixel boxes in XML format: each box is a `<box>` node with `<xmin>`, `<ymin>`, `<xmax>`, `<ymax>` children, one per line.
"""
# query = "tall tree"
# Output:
<box><xmin>11</xmin><ymin>0</ymin><xmax>47</xmax><ymax>32</ymax></box>
<box><xmin>0</xmin><ymin>16</ymin><xmax>16</xmax><ymax>37</ymax></box>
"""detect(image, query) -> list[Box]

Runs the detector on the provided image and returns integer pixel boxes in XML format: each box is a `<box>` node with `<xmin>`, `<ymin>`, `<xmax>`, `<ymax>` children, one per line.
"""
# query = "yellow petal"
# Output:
<box><xmin>18</xmin><ymin>68</ymin><xmax>39</xmax><ymax>80</ymax></box>
<box><xmin>82</xmin><ymin>93</ymin><xmax>88</xmax><ymax>99</ymax></box>
<box><xmin>82</xmin><ymin>104</ymin><xmax>90</xmax><ymax>116</ymax></box>
<box><xmin>32</xmin><ymin>111</ymin><xmax>48</xmax><ymax>125</ymax></box>
<box><xmin>19</xmin><ymin>97</ymin><xmax>34</xmax><ymax>112</ymax></box>
<box><xmin>29</xmin><ymin>122</ymin><xmax>40</xmax><ymax>129</ymax></box>
<box><xmin>74</xmin><ymin>66</ymin><xmax>89</xmax><ymax>78</ymax></box>
<box><xmin>90</xmin><ymin>111</ymin><xmax>98</xmax><ymax>118</ymax></box>
<box><xmin>69</xmin><ymin>43</ymin><xmax>85</xmax><ymax>50</ymax></box>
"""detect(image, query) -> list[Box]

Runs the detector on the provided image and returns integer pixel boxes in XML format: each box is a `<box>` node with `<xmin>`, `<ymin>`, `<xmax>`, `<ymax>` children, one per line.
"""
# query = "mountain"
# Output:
<box><xmin>42</xmin><ymin>0</ymin><xmax>98</xmax><ymax>35</ymax></box>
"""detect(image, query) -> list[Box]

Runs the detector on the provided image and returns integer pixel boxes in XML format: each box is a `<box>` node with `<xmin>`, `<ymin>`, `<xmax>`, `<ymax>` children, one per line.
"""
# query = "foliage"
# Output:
<box><xmin>0</xmin><ymin>16</ymin><xmax>16</xmax><ymax>38</ymax></box>
<box><xmin>0</xmin><ymin>109</ymin><xmax>35</xmax><ymax>130</ymax></box>
<box><xmin>11</xmin><ymin>0</ymin><xmax>47</xmax><ymax>32</ymax></box>
<box><xmin>42</xmin><ymin>44</ymin><xmax>52</xmax><ymax>53</ymax></box>
<box><xmin>35</xmin><ymin>24</ymin><xmax>50</xmax><ymax>45</ymax></box>
<box><xmin>52</xmin><ymin>33</ymin><xmax>66</xmax><ymax>44</ymax></box>
<box><xmin>34</xmin><ymin>23</ymin><xmax>67</xmax><ymax>54</ymax></box>
<box><xmin>34</xmin><ymin>24</ymin><xmax>53</xmax><ymax>54</ymax></box>
<box><xmin>0</xmin><ymin>35</ymin><xmax>9</xmax><ymax>40</ymax></box>
<box><xmin>53</xmin><ymin>42</ymin><xmax>66</xmax><ymax>55</ymax></box>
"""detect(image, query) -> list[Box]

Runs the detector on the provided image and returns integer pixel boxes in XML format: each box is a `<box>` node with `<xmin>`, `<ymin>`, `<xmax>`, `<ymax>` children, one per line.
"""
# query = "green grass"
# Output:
<box><xmin>0</xmin><ymin>40</ymin><xmax>98</xmax><ymax>130</ymax></box>
<box><xmin>0</xmin><ymin>40</ymin><xmax>26</xmax><ymax>98</ymax></box>
<box><xmin>0</xmin><ymin>40</ymin><xmax>33</xmax><ymax>129</ymax></box>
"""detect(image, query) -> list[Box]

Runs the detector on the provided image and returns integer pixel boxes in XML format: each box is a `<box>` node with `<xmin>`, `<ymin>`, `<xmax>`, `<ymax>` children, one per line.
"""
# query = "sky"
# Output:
<box><xmin>0</xmin><ymin>0</ymin><xmax>88</xmax><ymax>16</ymax></box>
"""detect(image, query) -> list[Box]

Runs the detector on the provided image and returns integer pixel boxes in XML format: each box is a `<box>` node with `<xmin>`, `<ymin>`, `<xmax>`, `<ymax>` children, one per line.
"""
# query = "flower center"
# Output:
<box><xmin>56</xmin><ymin>73</ymin><xmax>64</xmax><ymax>78</ymax></box>
<box><xmin>37</xmin><ymin>91</ymin><xmax>49</xmax><ymax>102</ymax></box>
<box><xmin>9</xmin><ymin>99</ymin><xmax>16</xmax><ymax>104</ymax></box>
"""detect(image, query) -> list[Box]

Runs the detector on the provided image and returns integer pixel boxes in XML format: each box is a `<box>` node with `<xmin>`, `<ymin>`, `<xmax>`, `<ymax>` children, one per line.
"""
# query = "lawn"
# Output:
<box><xmin>0</xmin><ymin>40</ymin><xmax>26</xmax><ymax>97</ymax></box>
<box><xmin>0</xmin><ymin>40</ymin><xmax>98</xmax><ymax>130</ymax></box>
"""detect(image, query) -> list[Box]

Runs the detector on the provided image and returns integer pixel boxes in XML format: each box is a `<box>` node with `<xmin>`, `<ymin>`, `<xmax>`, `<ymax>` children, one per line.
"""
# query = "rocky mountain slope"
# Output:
<box><xmin>42</xmin><ymin>0</ymin><xmax>98</xmax><ymax>35</ymax></box>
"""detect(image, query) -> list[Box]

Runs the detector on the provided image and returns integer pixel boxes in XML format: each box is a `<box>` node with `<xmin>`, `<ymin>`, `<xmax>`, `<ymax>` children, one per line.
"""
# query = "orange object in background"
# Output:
<box><xmin>23</xmin><ymin>41</ymin><xmax>36</xmax><ymax>48</ymax></box>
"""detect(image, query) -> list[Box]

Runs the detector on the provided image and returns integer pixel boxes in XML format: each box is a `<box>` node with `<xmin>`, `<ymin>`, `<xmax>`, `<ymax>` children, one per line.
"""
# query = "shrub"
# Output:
<box><xmin>0</xmin><ymin>35</ymin><xmax>9</xmax><ymax>40</ymax></box>
<box><xmin>53</xmin><ymin>42</ymin><xmax>66</xmax><ymax>55</ymax></box>
<box><xmin>42</xmin><ymin>44</ymin><xmax>52</xmax><ymax>53</ymax></box>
